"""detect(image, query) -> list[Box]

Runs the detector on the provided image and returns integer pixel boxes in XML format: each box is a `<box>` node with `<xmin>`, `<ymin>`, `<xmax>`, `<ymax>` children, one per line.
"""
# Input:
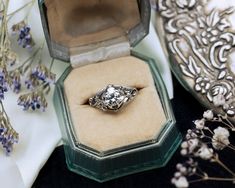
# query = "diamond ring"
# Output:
<box><xmin>89</xmin><ymin>84</ymin><xmax>138</xmax><ymax>112</ymax></box>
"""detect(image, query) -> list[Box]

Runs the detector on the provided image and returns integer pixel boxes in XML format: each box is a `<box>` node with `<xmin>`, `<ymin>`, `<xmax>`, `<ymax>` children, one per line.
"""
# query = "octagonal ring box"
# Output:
<box><xmin>39</xmin><ymin>0</ymin><xmax>182</xmax><ymax>182</ymax></box>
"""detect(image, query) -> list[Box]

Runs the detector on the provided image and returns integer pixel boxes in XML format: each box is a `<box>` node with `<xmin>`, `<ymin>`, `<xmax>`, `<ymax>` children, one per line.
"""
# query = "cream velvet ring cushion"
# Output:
<box><xmin>64</xmin><ymin>56</ymin><xmax>166</xmax><ymax>152</ymax></box>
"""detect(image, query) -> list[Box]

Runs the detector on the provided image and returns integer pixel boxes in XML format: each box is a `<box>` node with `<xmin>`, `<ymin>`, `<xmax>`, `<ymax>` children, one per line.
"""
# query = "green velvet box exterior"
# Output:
<box><xmin>53</xmin><ymin>52</ymin><xmax>182</xmax><ymax>182</ymax></box>
<box><xmin>38</xmin><ymin>0</ymin><xmax>182</xmax><ymax>182</ymax></box>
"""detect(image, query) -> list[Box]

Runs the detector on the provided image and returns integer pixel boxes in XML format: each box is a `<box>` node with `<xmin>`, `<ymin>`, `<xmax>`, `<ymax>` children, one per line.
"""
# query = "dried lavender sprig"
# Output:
<box><xmin>20</xmin><ymin>58</ymin><xmax>55</xmax><ymax>112</ymax></box>
<box><xmin>0</xmin><ymin>62</ymin><xmax>8</xmax><ymax>99</ymax></box>
<box><xmin>7</xmin><ymin>42</ymin><xmax>46</xmax><ymax>94</ymax></box>
<box><xmin>31</xmin><ymin>63</ymin><xmax>56</xmax><ymax>84</ymax></box>
<box><xmin>24</xmin><ymin>56</ymin><xmax>56</xmax><ymax>92</ymax></box>
<box><xmin>0</xmin><ymin>0</ymin><xmax>18</xmax><ymax>67</ymax></box>
<box><xmin>18</xmin><ymin>53</ymin><xmax>52</xmax><ymax>111</ymax></box>
<box><xmin>9</xmin><ymin>0</ymin><xmax>36</xmax><ymax>50</ymax></box>
<box><xmin>9</xmin><ymin>69</ymin><xmax>21</xmax><ymax>93</ymax></box>
<box><xmin>0</xmin><ymin>100</ymin><xmax>19</xmax><ymax>155</ymax></box>
<box><xmin>12</xmin><ymin>21</ymin><xmax>35</xmax><ymax>49</ymax></box>
<box><xmin>18</xmin><ymin>90</ymin><xmax>47</xmax><ymax>112</ymax></box>
<box><xmin>0</xmin><ymin>0</ymin><xmax>19</xmax><ymax>155</ymax></box>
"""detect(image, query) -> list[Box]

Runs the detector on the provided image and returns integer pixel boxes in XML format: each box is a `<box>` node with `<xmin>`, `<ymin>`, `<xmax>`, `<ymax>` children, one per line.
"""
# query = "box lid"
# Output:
<box><xmin>39</xmin><ymin>0</ymin><xmax>150</xmax><ymax>67</ymax></box>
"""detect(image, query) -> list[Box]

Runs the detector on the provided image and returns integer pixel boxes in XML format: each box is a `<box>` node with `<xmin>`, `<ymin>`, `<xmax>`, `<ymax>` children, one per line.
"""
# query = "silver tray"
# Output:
<box><xmin>155</xmin><ymin>0</ymin><xmax>235</xmax><ymax>121</ymax></box>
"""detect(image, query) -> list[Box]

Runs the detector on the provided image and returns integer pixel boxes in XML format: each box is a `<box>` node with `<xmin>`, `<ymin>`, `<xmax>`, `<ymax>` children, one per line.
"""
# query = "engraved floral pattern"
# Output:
<box><xmin>158</xmin><ymin>0</ymin><xmax>235</xmax><ymax>117</ymax></box>
<box><xmin>176</xmin><ymin>0</ymin><xmax>196</xmax><ymax>9</ymax></box>
<box><xmin>195</xmin><ymin>76</ymin><xmax>210</xmax><ymax>94</ymax></box>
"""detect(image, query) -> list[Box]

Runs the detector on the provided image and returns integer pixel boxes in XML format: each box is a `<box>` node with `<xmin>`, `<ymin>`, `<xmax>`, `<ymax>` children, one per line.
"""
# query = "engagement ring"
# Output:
<box><xmin>89</xmin><ymin>84</ymin><xmax>138</xmax><ymax>112</ymax></box>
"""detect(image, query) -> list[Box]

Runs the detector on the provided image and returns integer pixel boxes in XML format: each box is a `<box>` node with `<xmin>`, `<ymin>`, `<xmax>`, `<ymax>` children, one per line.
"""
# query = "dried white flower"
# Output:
<box><xmin>188</xmin><ymin>138</ymin><xmax>199</xmax><ymax>153</ymax></box>
<box><xmin>174</xmin><ymin>172</ymin><xmax>182</xmax><ymax>178</ymax></box>
<box><xmin>176</xmin><ymin>163</ymin><xmax>183</xmax><ymax>170</ymax></box>
<box><xmin>194</xmin><ymin>119</ymin><xmax>205</xmax><ymax>130</ymax></box>
<box><xmin>212</xmin><ymin>94</ymin><xmax>226</xmax><ymax>107</ymax></box>
<box><xmin>197</xmin><ymin>145</ymin><xmax>213</xmax><ymax>160</ymax></box>
<box><xmin>179</xmin><ymin>166</ymin><xmax>187</xmax><ymax>174</ymax></box>
<box><xmin>181</xmin><ymin>141</ymin><xmax>188</xmax><ymax>149</ymax></box>
<box><xmin>181</xmin><ymin>149</ymin><xmax>188</xmax><ymax>156</ymax></box>
<box><xmin>212</xmin><ymin>127</ymin><xmax>230</xmax><ymax>150</ymax></box>
<box><xmin>203</xmin><ymin>110</ymin><xmax>213</xmax><ymax>120</ymax></box>
<box><xmin>186</xmin><ymin>131</ymin><xmax>198</xmax><ymax>139</ymax></box>
<box><xmin>172</xmin><ymin>176</ymin><xmax>189</xmax><ymax>188</ymax></box>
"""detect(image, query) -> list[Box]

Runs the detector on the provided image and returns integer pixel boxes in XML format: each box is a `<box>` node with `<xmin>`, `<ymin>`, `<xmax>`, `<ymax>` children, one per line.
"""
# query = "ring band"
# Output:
<box><xmin>89</xmin><ymin>84</ymin><xmax>138</xmax><ymax>112</ymax></box>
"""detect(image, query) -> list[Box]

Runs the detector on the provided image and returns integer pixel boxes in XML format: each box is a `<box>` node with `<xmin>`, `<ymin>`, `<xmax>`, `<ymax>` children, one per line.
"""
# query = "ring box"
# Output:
<box><xmin>39</xmin><ymin>0</ymin><xmax>182</xmax><ymax>182</ymax></box>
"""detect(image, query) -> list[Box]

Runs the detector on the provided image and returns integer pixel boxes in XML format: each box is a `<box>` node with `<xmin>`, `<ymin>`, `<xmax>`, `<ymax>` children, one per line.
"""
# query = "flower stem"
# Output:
<box><xmin>213</xmin><ymin>155</ymin><xmax>235</xmax><ymax>177</ymax></box>
<box><xmin>228</xmin><ymin>144</ymin><xmax>235</xmax><ymax>151</ymax></box>
<box><xmin>189</xmin><ymin>178</ymin><xmax>205</xmax><ymax>184</ymax></box>
<box><xmin>24</xmin><ymin>0</ymin><xmax>36</xmax><ymax>21</ymax></box>
<box><xmin>49</xmin><ymin>58</ymin><xmax>55</xmax><ymax>71</ymax></box>
<box><xmin>203</xmin><ymin>135</ymin><xmax>235</xmax><ymax>152</ymax></box>
<box><xmin>206</xmin><ymin>177</ymin><xmax>235</xmax><ymax>181</ymax></box>
<box><xmin>10</xmin><ymin>41</ymin><xmax>45</xmax><ymax>74</ymax></box>
<box><xmin>189</xmin><ymin>177</ymin><xmax>235</xmax><ymax>184</ymax></box>
<box><xmin>37</xmin><ymin>40</ymin><xmax>46</xmax><ymax>64</ymax></box>
<box><xmin>212</xmin><ymin>119</ymin><xmax>234</xmax><ymax>130</ymax></box>
<box><xmin>7</xmin><ymin>0</ymin><xmax>35</xmax><ymax>21</ymax></box>
<box><xmin>9</xmin><ymin>47</ymin><xmax>40</xmax><ymax>74</ymax></box>
<box><xmin>0</xmin><ymin>0</ymin><xmax>9</xmax><ymax>50</ymax></box>
<box><xmin>0</xmin><ymin>100</ymin><xmax>10</xmax><ymax>129</ymax></box>
<box><xmin>205</xmin><ymin>127</ymin><xmax>214</xmax><ymax>135</ymax></box>
<box><xmin>224</xmin><ymin>118</ymin><xmax>235</xmax><ymax>129</ymax></box>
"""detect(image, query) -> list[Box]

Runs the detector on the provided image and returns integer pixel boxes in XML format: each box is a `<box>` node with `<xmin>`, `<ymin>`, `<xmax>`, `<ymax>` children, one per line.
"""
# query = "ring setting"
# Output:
<box><xmin>89</xmin><ymin>84</ymin><xmax>138</xmax><ymax>112</ymax></box>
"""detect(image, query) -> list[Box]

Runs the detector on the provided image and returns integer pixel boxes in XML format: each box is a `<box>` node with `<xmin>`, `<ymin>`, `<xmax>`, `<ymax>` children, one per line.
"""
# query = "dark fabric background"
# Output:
<box><xmin>32</xmin><ymin>77</ymin><xmax>235</xmax><ymax>188</ymax></box>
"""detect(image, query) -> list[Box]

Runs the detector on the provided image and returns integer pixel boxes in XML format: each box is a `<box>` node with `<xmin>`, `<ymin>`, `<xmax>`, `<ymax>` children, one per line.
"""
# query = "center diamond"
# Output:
<box><xmin>102</xmin><ymin>86</ymin><xmax>125</xmax><ymax>108</ymax></box>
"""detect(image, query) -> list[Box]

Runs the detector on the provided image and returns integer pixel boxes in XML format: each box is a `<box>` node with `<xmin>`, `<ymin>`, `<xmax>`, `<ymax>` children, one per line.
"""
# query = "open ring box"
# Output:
<box><xmin>39</xmin><ymin>0</ymin><xmax>182</xmax><ymax>182</ymax></box>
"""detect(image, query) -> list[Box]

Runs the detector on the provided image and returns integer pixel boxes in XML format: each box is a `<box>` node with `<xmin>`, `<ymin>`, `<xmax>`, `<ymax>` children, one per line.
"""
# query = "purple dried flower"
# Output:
<box><xmin>18</xmin><ymin>26</ymin><xmax>34</xmax><ymax>48</ymax></box>
<box><xmin>25</xmin><ymin>74</ymin><xmax>40</xmax><ymax>90</ymax></box>
<box><xmin>18</xmin><ymin>91</ymin><xmax>48</xmax><ymax>112</ymax></box>
<box><xmin>10</xmin><ymin>70</ymin><xmax>21</xmax><ymax>94</ymax></box>
<box><xmin>0</xmin><ymin>63</ymin><xmax>9</xmax><ymax>100</ymax></box>
<box><xmin>31</xmin><ymin>64</ymin><xmax>56</xmax><ymax>84</ymax></box>
<box><xmin>12</xmin><ymin>81</ymin><xmax>21</xmax><ymax>94</ymax></box>
<box><xmin>0</xmin><ymin>125</ymin><xmax>19</xmax><ymax>155</ymax></box>
<box><xmin>12</xmin><ymin>21</ymin><xmax>35</xmax><ymax>49</ymax></box>
<box><xmin>25</xmin><ymin>64</ymin><xmax>55</xmax><ymax>91</ymax></box>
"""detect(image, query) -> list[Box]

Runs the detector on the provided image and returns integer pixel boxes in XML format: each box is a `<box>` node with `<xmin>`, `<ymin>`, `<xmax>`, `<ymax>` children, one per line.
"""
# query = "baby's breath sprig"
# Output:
<box><xmin>172</xmin><ymin>110</ymin><xmax>235</xmax><ymax>188</ymax></box>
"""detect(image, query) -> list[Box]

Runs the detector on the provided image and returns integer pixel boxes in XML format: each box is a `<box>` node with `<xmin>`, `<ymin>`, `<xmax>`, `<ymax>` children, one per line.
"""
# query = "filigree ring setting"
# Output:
<box><xmin>89</xmin><ymin>85</ymin><xmax>138</xmax><ymax>112</ymax></box>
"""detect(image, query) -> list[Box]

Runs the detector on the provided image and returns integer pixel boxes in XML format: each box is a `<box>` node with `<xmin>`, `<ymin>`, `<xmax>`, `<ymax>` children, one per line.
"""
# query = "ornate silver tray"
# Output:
<box><xmin>155</xmin><ymin>0</ymin><xmax>235</xmax><ymax>121</ymax></box>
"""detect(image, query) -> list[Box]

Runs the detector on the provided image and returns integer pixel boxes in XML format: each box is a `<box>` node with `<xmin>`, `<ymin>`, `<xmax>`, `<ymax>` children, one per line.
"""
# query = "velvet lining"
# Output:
<box><xmin>64</xmin><ymin>56</ymin><xmax>166</xmax><ymax>152</ymax></box>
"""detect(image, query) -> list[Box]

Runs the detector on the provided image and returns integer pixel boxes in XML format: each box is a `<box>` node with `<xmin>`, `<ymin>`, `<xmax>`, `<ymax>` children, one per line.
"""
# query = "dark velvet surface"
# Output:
<box><xmin>33</xmin><ymin>77</ymin><xmax>235</xmax><ymax>188</ymax></box>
